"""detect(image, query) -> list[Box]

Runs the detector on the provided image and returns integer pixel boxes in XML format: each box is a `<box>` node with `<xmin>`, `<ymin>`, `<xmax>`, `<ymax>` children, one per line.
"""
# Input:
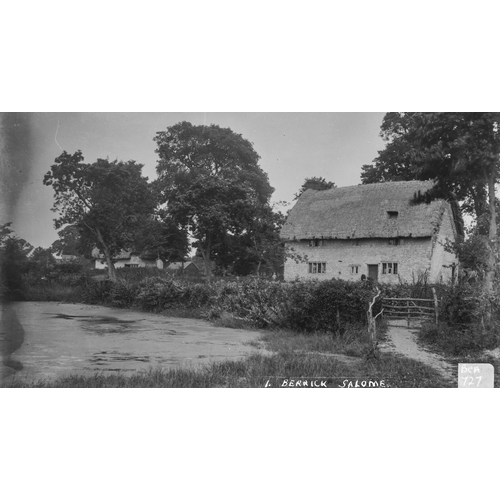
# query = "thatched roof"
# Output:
<box><xmin>91</xmin><ymin>248</ymin><xmax>157</xmax><ymax>260</ymax></box>
<box><xmin>281</xmin><ymin>180</ymin><xmax>454</xmax><ymax>241</ymax></box>
<box><xmin>166</xmin><ymin>261</ymin><xmax>198</xmax><ymax>271</ymax></box>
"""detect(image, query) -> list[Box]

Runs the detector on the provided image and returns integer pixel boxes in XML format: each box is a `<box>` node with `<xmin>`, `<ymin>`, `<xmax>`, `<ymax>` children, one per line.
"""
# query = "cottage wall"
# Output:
<box><xmin>94</xmin><ymin>257</ymin><xmax>158</xmax><ymax>269</ymax></box>
<box><xmin>284</xmin><ymin>237</ymin><xmax>433</xmax><ymax>283</ymax></box>
<box><xmin>429</xmin><ymin>206</ymin><xmax>458</xmax><ymax>283</ymax></box>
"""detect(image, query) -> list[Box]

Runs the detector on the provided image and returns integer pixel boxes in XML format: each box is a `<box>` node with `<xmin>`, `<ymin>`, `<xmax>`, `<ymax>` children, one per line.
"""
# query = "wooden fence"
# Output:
<box><xmin>381</xmin><ymin>288</ymin><xmax>439</xmax><ymax>327</ymax></box>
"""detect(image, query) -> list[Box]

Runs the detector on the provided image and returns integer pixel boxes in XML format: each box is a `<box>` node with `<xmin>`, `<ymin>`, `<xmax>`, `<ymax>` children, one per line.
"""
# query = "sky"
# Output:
<box><xmin>0</xmin><ymin>112</ymin><xmax>386</xmax><ymax>248</ymax></box>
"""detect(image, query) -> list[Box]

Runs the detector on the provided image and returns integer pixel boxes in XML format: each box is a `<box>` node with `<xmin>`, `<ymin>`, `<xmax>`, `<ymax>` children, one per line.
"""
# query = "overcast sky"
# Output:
<box><xmin>1</xmin><ymin>112</ymin><xmax>386</xmax><ymax>248</ymax></box>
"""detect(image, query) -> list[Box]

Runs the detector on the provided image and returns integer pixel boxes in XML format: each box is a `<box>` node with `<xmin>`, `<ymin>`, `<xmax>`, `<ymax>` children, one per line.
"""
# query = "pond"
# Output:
<box><xmin>0</xmin><ymin>301</ymin><xmax>263</xmax><ymax>385</ymax></box>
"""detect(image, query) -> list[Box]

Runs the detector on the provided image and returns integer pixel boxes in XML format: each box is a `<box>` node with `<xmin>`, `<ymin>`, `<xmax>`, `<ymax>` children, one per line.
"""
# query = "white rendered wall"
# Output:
<box><xmin>284</xmin><ymin>237</ymin><xmax>433</xmax><ymax>283</ymax></box>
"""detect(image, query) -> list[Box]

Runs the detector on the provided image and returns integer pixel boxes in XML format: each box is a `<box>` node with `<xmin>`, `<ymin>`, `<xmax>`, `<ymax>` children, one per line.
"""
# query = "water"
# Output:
<box><xmin>0</xmin><ymin>302</ymin><xmax>263</xmax><ymax>384</ymax></box>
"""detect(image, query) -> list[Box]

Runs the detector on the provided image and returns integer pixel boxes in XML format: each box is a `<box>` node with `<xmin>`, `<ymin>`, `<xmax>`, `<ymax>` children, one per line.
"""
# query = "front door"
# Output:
<box><xmin>367</xmin><ymin>264</ymin><xmax>378</xmax><ymax>282</ymax></box>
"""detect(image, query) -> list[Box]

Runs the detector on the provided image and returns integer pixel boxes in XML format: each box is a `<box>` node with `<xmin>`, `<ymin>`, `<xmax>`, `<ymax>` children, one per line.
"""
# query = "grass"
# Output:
<box><xmin>417</xmin><ymin>321</ymin><xmax>499</xmax><ymax>357</ymax></box>
<box><xmin>210</xmin><ymin>311</ymin><xmax>253</xmax><ymax>330</ymax></box>
<box><xmin>5</xmin><ymin>351</ymin><xmax>451</xmax><ymax>388</ymax></box>
<box><xmin>414</xmin><ymin>321</ymin><xmax>500</xmax><ymax>387</ymax></box>
<box><xmin>259</xmin><ymin>326</ymin><xmax>367</xmax><ymax>358</ymax></box>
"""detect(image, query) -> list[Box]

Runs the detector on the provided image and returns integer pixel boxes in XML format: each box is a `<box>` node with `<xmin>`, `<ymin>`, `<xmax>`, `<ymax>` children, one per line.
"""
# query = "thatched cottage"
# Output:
<box><xmin>166</xmin><ymin>261</ymin><xmax>201</xmax><ymax>277</ymax></box>
<box><xmin>92</xmin><ymin>249</ymin><xmax>164</xmax><ymax>270</ymax></box>
<box><xmin>280</xmin><ymin>180</ymin><xmax>460</xmax><ymax>283</ymax></box>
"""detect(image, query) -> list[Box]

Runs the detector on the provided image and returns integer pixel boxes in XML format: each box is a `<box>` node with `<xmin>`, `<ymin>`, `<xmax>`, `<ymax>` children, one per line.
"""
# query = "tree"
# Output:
<box><xmin>361</xmin><ymin>112</ymin><xmax>420</xmax><ymax>184</ymax></box>
<box><xmin>0</xmin><ymin>223</ymin><xmax>33</xmax><ymax>298</ymax></box>
<box><xmin>244</xmin><ymin>203</ymin><xmax>288</xmax><ymax>276</ymax></box>
<box><xmin>30</xmin><ymin>247</ymin><xmax>56</xmax><ymax>269</ymax></box>
<box><xmin>361</xmin><ymin>112</ymin><xmax>490</xmax><ymax>219</ymax></box>
<box><xmin>294</xmin><ymin>176</ymin><xmax>336</xmax><ymax>199</ymax></box>
<box><xmin>154</xmin><ymin>122</ymin><xmax>274</xmax><ymax>278</ymax></box>
<box><xmin>362</xmin><ymin>112</ymin><xmax>500</xmax><ymax>294</ymax></box>
<box><xmin>43</xmin><ymin>151</ymin><xmax>156</xmax><ymax>281</ymax></box>
<box><xmin>409</xmin><ymin>113</ymin><xmax>500</xmax><ymax>293</ymax></box>
<box><xmin>132</xmin><ymin>211</ymin><xmax>190</xmax><ymax>264</ymax></box>
<box><xmin>51</xmin><ymin>224</ymin><xmax>92</xmax><ymax>261</ymax></box>
<box><xmin>209</xmin><ymin>203</ymin><xmax>287</xmax><ymax>276</ymax></box>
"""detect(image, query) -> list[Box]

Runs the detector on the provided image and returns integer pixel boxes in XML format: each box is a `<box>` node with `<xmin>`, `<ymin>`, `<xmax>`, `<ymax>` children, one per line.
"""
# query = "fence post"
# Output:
<box><xmin>407</xmin><ymin>299</ymin><xmax>410</xmax><ymax>328</ymax></box>
<box><xmin>432</xmin><ymin>287</ymin><xmax>438</xmax><ymax>325</ymax></box>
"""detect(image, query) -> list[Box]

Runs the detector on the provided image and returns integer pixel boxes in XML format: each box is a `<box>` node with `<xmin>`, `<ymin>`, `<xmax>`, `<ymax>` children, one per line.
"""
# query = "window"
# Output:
<box><xmin>382</xmin><ymin>262</ymin><xmax>398</xmax><ymax>275</ymax></box>
<box><xmin>350</xmin><ymin>265</ymin><xmax>360</xmax><ymax>274</ymax></box>
<box><xmin>387</xmin><ymin>211</ymin><xmax>399</xmax><ymax>219</ymax></box>
<box><xmin>308</xmin><ymin>262</ymin><xmax>326</xmax><ymax>274</ymax></box>
<box><xmin>125</xmin><ymin>264</ymin><xmax>139</xmax><ymax>268</ymax></box>
<box><xmin>309</xmin><ymin>239</ymin><xmax>324</xmax><ymax>247</ymax></box>
<box><xmin>388</xmin><ymin>238</ymin><xmax>400</xmax><ymax>246</ymax></box>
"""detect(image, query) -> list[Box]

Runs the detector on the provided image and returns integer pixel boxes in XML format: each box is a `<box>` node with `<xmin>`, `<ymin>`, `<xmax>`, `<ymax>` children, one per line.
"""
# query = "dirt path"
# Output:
<box><xmin>379</xmin><ymin>319</ymin><xmax>456</xmax><ymax>382</ymax></box>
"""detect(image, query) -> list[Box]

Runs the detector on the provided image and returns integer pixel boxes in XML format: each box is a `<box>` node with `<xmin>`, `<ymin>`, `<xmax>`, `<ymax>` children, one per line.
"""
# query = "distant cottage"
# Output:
<box><xmin>166</xmin><ymin>261</ymin><xmax>201</xmax><ymax>277</ymax></box>
<box><xmin>92</xmin><ymin>249</ymin><xmax>164</xmax><ymax>269</ymax></box>
<box><xmin>280</xmin><ymin>180</ymin><xmax>460</xmax><ymax>283</ymax></box>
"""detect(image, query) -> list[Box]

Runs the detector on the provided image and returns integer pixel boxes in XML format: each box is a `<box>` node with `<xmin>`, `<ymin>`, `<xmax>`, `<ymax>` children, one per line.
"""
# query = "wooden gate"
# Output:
<box><xmin>381</xmin><ymin>289</ymin><xmax>438</xmax><ymax>327</ymax></box>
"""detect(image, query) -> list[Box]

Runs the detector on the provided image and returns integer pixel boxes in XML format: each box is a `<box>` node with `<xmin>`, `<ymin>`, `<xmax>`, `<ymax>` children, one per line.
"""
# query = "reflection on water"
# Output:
<box><xmin>0</xmin><ymin>301</ymin><xmax>262</xmax><ymax>385</ymax></box>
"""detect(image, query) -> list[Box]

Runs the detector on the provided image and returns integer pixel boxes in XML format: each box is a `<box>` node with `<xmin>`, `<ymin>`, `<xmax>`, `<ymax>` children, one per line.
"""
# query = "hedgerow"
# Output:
<box><xmin>81</xmin><ymin>275</ymin><xmax>378</xmax><ymax>335</ymax></box>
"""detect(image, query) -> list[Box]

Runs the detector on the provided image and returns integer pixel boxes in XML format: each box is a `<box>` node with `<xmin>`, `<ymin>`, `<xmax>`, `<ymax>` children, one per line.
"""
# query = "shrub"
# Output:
<box><xmin>81</xmin><ymin>280</ymin><xmax>112</xmax><ymax>304</ymax></box>
<box><xmin>134</xmin><ymin>276</ymin><xmax>186</xmax><ymax>312</ymax></box>
<box><xmin>206</xmin><ymin>278</ymin><xmax>376</xmax><ymax>334</ymax></box>
<box><xmin>419</xmin><ymin>321</ymin><xmax>498</xmax><ymax>356</ymax></box>
<box><xmin>110</xmin><ymin>281</ymin><xmax>139</xmax><ymax>308</ymax></box>
<box><xmin>78</xmin><ymin>274</ymin><xmax>380</xmax><ymax>336</ymax></box>
<box><xmin>181</xmin><ymin>282</ymin><xmax>214</xmax><ymax>308</ymax></box>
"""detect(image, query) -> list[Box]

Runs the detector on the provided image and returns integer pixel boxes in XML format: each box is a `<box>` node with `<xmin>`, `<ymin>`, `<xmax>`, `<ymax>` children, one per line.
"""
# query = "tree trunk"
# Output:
<box><xmin>256</xmin><ymin>259</ymin><xmax>262</xmax><ymax>277</ymax></box>
<box><xmin>252</xmin><ymin>235</ymin><xmax>263</xmax><ymax>277</ymax></box>
<box><xmin>103</xmin><ymin>249</ymin><xmax>117</xmax><ymax>282</ymax></box>
<box><xmin>200</xmin><ymin>235</ymin><xmax>212</xmax><ymax>280</ymax></box>
<box><xmin>469</xmin><ymin>184</ymin><xmax>488</xmax><ymax>222</ymax></box>
<box><xmin>95</xmin><ymin>227</ymin><xmax>117</xmax><ymax>282</ymax></box>
<box><xmin>484</xmin><ymin>169</ymin><xmax>497</xmax><ymax>294</ymax></box>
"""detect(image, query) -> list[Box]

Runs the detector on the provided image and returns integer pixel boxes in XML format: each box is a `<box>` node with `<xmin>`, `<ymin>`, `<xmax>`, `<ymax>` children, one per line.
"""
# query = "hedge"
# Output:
<box><xmin>82</xmin><ymin>276</ymin><xmax>378</xmax><ymax>335</ymax></box>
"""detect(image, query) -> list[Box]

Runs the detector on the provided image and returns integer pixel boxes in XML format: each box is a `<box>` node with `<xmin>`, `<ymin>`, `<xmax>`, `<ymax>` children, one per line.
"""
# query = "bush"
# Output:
<box><xmin>419</xmin><ymin>321</ymin><xmax>498</xmax><ymax>356</ymax></box>
<box><xmin>134</xmin><ymin>276</ymin><xmax>187</xmax><ymax>312</ymax></box>
<box><xmin>81</xmin><ymin>280</ymin><xmax>112</xmax><ymax>304</ymax></box>
<box><xmin>79</xmin><ymin>275</ymin><xmax>380</xmax><ymax>335</ymax></box>
<box><xmin>206</xmin><ymin>278</ymin><xmax>376</xmax><ymax>334</ymax></box>
<box><xmin>110</xmin><ymin>281</ymin><xmax>139</xmax><ymax>308</ymax></box>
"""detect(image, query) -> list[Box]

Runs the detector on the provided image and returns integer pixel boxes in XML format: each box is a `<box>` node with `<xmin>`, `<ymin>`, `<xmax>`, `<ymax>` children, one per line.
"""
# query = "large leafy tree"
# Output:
<box><xmin>154</xmin><ymin>122</ymin><xmax>274</xmax><ymax>278</ymax></box>
<box><xmin>51</xmin><ymin>224</ymin><xmax>93</xmax><ymax>261</ymax></box>
<box><xmin>245</xmin><ymin>203</ymin><xmax>288</xmax><ymax>276</ymax></box>
<box><xmin>361</xmin><ymin>113</ymin><xmax>420</xmax><ymax>185</ymax></box>
<box><xmin>210</xmin><ymin>203</ymin><xmax>287</xmax><ymax>276</ymax></box>
<box><xmin>132</xmin><ymin>211</ymin><xmax>190</xmax><ymax>264</ymax></box>
<box><xmin>43</xmin><ymin>151</ymin><xmax>156</xmax><ymax>281</ymax></box>
<box><xmin>410</xmin><ymin>113</ymin><xmax>500</xmax><ymax>292</ymax></box>
<box><xmin>361</xmin><ymin>112</ymin><xmax>491</xmax><ymax>219</ymax></box>
<box><xmin>362</xmin><ymin>112</ymin><xmax>500</xmax><ymax>293</ymax></box>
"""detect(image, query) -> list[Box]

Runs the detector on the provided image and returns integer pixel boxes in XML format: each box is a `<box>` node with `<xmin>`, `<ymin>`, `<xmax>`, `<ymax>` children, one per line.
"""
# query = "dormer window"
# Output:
<box><xmin>387</xmin><ymin>211</ymin><xmax>399</xmax><ymax>219</ymax></box>
<box><xmin>309</xmin><ymin>239</ymin><xmax>324</xmax><ymax>247</ymax></box>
